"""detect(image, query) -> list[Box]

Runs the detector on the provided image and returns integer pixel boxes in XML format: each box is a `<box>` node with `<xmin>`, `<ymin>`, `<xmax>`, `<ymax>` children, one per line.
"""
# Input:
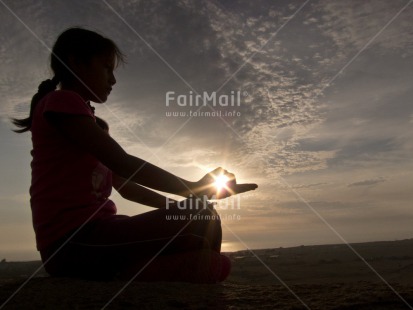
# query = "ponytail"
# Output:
<box><xmin>12</xmin><ymin>76</ymin><xmax>59</xmax><ymax>133</ymax></box>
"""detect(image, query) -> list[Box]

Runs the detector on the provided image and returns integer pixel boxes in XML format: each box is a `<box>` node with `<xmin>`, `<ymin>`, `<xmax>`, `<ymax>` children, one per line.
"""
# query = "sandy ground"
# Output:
<box><xmin>1</xmin><ymin>239</ymin><xmax>413</xmax><ymax>309</ymax></box>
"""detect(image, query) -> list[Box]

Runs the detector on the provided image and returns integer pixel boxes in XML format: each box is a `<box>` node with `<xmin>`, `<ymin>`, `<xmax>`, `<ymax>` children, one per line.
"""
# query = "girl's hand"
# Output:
<box><xmin>192</xmin><ymin>167</ymin><xmax>258</xmax><ymax>199</ymax></box>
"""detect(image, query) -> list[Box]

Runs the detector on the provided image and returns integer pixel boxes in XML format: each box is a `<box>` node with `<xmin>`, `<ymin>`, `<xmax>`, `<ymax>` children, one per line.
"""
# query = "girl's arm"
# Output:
<box><xmin>112</xmin><ymin>174</ymin><xmax>179</xmax><ymax>208</ymax></box>
<box><xmin>48</xmin><ymin>113</ymin><xmax>257</xmax><ymax>198</ymax></box>
<box><xmin>48</xmin><ymin>114</ymin><xmax>196</xmax><ymax>197</ymax></box>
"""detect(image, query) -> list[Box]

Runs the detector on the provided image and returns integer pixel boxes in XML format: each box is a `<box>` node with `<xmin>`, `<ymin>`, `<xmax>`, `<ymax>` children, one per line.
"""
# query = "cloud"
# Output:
<box><xmin>292</xmin><ymin>182</ymin><xmax>329</xmax><ymax>189</ymax></box>
<box><xmin>317</xmin><ymin>0</ymin><xmax>413</xmax><ymax>57</ymax></box>
<box><xmin>62</xmin><ymin>0</ymin><xmax>333</xmax><ymax>178</ymax></box>
<box><xmin>348</xmin><ymin>177</ymin><xmax>386</xmax><ymax>188</ymax></box>
<box><xmin>2</xmin><ymin>0</ymin><xmax>412</xmax><ymax>170</ymax></box>
<box><xmin>0</xmin><ymin>0</ymin><xmax>364</xmax><ymax>177</ymax></box>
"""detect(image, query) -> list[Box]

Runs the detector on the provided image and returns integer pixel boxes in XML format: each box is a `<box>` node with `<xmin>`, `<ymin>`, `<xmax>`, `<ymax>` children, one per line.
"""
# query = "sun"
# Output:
<box><xmin>214</xmin><ymin>174</ymin><xmax>229</xmax><ymax>192</ymax></box>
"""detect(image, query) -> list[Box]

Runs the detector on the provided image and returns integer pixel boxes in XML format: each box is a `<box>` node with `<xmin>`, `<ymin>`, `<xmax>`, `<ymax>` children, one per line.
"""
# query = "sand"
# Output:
<box><xmin>1</xmin><ymin>239</ymin><xmax>413</xmax><ymax>309</ymax></box>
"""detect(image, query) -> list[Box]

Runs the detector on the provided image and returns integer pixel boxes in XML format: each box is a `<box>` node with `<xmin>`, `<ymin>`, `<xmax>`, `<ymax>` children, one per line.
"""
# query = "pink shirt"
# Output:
<box><xmin>30</xmin><ymin>90</ymin><xmax>116</xmax><ymax>250</ymax></box>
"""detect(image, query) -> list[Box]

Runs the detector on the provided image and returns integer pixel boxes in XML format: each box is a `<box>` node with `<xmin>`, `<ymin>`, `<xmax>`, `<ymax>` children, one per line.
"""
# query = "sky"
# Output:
<box><xmin>0</xmin><ymin>0</ymin><xmax>412</xmax><ymax>261</ymax></box>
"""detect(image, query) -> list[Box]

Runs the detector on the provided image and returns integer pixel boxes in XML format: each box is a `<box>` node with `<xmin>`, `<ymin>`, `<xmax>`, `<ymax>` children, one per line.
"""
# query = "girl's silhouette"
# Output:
<box><xmin>13</xmin><ymin>27</ymin><xmax>257</xmax><ymax>282</ymax></box>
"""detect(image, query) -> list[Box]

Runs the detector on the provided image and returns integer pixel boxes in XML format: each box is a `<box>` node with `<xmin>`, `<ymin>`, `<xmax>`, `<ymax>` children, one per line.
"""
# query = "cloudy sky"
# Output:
<box><xmin>0</xmin><ymin>0</ymin><xmax>412</xmax><ymax>260</ymax></box>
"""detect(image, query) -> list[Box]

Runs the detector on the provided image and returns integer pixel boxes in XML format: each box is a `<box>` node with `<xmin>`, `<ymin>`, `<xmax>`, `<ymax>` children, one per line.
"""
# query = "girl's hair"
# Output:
<box><xmin>12</xmin><ymin>27</ymin><xmax>125</xmax><ymax>133</ymax></box>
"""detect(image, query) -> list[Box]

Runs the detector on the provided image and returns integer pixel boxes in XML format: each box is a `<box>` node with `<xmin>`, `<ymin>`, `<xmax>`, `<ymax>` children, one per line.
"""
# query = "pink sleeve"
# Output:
<box><xmin>42</xmin><ymin>90</ymin><xmax>94</xmax><ymax>118</ymax></box>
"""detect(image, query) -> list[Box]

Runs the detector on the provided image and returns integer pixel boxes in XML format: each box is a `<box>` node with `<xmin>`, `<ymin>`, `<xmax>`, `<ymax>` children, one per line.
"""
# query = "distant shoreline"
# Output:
<box><xmin>2</xmin><ymin>238</ymin><xmax>413</xmax><ymax>285</ymax></box>
<box><xmin>2</xmin><ymin>238</ymin><xmax>412</xmax><ymax>263</ymax></box>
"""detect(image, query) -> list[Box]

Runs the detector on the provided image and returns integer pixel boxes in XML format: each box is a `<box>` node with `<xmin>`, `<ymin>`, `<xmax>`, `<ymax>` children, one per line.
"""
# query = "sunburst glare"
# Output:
<box><xmin>214</xmin><ymin>174</ymin><xmax>229</xmax><ymax>192</ymax></box>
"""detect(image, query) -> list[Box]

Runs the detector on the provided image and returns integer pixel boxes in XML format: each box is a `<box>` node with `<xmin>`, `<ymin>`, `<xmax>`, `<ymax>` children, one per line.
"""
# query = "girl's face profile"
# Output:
<box><xmin>72</xmin><ymin>53</ymin><xmax>117</xmax><ymax>103</ymax></box>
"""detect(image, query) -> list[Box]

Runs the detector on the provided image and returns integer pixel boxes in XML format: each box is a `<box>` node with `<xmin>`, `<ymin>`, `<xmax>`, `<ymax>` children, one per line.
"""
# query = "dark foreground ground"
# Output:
<box><xmin>1</xmin><ymin>239</ymin><xmax>413</xmax><ymax>309</ymax></box>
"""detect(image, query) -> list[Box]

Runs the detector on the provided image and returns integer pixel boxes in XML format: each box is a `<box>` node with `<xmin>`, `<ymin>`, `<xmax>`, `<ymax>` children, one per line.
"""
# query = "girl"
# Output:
<box><xmin>13</xmin><ymin>27</ymin><xmax>257</xmax><ymax>282</ymax></box>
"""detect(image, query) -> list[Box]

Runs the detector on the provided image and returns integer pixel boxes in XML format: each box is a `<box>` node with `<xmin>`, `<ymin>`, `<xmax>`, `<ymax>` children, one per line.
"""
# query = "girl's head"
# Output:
<box><xmin>12</xmin><ymin>27</ymin><xmax>125</xmax><ymax>133</ymax></box>
<box><xmin>51</xmin><ymin>28</ymin><xmax>125</xmax><ymax>102</ymax></box>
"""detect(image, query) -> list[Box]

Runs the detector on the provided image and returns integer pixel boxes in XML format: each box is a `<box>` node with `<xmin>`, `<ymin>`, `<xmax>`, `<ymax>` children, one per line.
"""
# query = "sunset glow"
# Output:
<box><xmin>1</xmin><ymin>0</ymin><xmax>413</xmax><ymax>261</ymax></box>
<box><xmin>214</xmin><ymin>174</ymin><xmax>229</xmax><ymax>192</ymax></box>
